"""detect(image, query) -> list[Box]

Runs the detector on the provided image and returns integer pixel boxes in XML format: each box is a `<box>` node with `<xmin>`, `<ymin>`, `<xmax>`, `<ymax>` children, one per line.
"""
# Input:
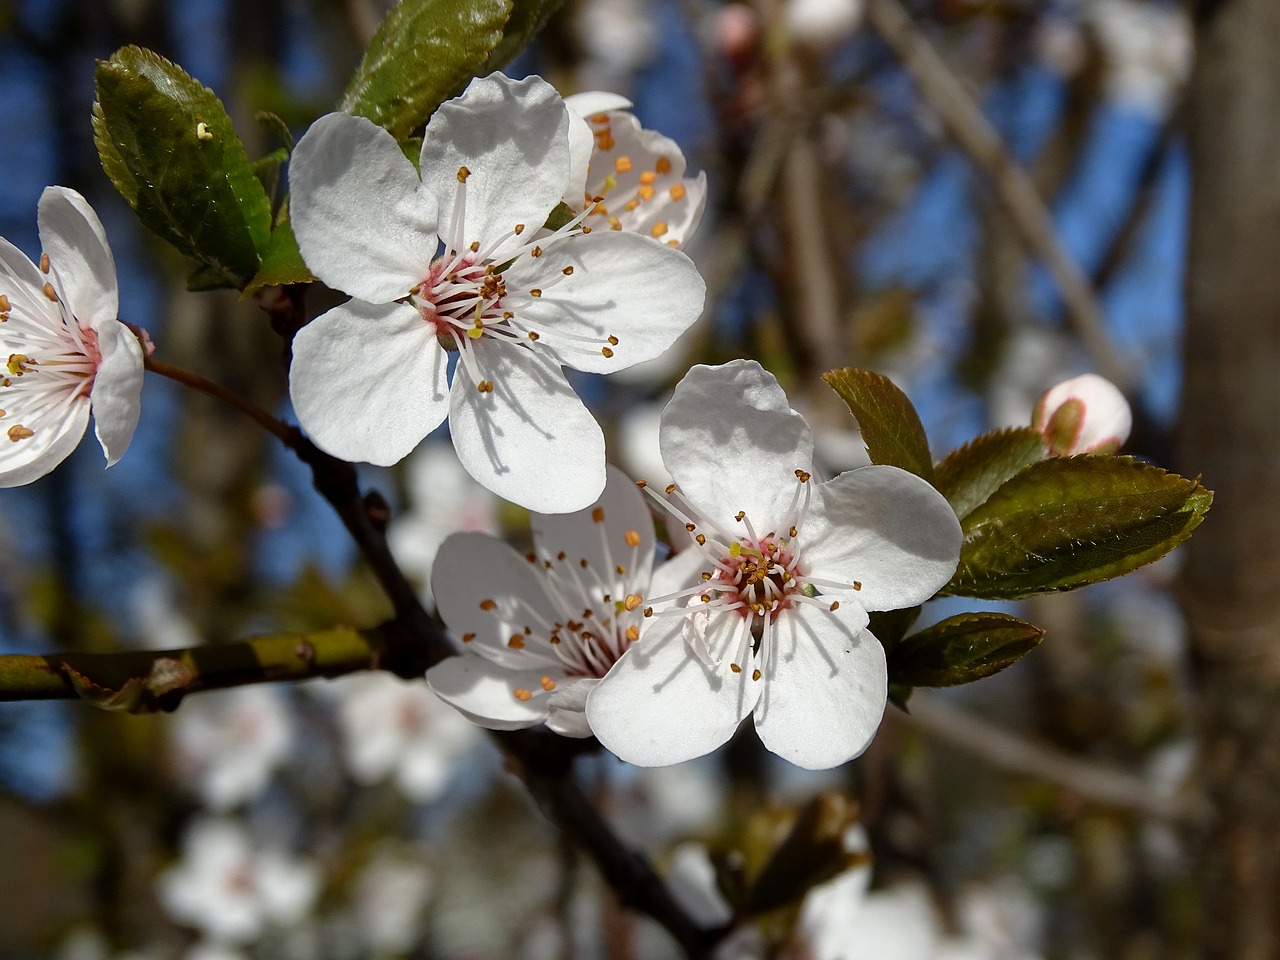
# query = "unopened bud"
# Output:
<box><xmin>1032</xmin><ymin>374</ymin><xmax>1132</xmax><ymax>456</ymax></box>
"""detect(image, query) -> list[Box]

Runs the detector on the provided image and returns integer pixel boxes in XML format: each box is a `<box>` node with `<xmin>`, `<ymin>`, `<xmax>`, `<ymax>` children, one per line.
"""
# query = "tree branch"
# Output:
<box><xmin>865</xmin><ymin>0</ymin><xmax>1136</xmax><ymax>391</ymax></box>
<box><xmin>902</xmin><ymin>691</ymin><xmax>1208</xmax><ymax>823</ymax></box>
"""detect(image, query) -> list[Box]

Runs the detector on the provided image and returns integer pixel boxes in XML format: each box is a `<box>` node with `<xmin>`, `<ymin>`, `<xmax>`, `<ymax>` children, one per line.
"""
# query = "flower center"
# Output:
<box><xmin>469</xmin><ymin>505</ymin><xmax>646</xmax><ymax>704</ymax></box>
<box><xmin>407</xmin><ymin>166</ymin><xmax>623</xmax><ymax>396</ymax></box>
<box><xmin>637</xmin><ymin>471</ymin><xmax>863</xmax><ymax>681</ymax></box>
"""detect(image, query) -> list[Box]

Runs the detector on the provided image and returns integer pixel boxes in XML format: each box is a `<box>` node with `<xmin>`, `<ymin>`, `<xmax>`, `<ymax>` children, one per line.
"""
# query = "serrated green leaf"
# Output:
<box><xmin>340</xmin><ymin>0</ymin><xmax>514</xmax><ymax>143</ymax></box>
<box><xmin>887</xmin><ymin>612</ymin><xmax>1045</xmax><ymax>687</ymax></box>
<box><xmin>186</xmin><ymin>264</ymin><xmax>238</xmax><ymax>292</ymax></box>
<box><xmin>935</xmin><ymin>427</ymin><xmax>1048</xmax><ymax>523</ymax></box>
<box><xmin>943</xmin><ymin>456</ymin><xmax>1213</xmax><ymax>600</ymax></box>
<box><xmin>476</xmin><ymin>0</ymin><xmax>568</xmax><ymax>73</ymax></box>
<box><xmin>251</xmin><ymin>146</ymin><xmax>289</xmax><ymax>213</ymax></box>
<box><xmin>867</xmin><ymin>605</ymin><xmax>920</xmax><ymax>657</ymax></box>
<box><xmin>245</xmin><ymin>219</ymin><xmax>318</xmax><ymax>295</ymax></box>
<box><xmin>255</xmin><ymin>110</ymin><xmax>295</xmax><ymax>151</ymax></box>
<box><xmin>93</xmin><ymin>46</ymin><xmax>272</xmax><ymax>287</ymax></box>
<box><xmin>822</xmin><ymin>368</ymin><xmax>934</xmax><ymax>482</ymax></box>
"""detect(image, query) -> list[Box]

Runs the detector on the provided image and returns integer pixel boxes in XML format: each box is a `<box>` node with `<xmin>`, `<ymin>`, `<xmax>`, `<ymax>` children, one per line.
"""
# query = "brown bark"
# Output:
<box><xmin>1179</xmin><ymin>1</ymin><xmax>1280</xmax><ymax>957</ymax></box>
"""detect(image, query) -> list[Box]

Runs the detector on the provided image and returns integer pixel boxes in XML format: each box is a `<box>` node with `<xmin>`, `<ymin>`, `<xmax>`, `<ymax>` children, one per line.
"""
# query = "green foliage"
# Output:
<box><xmin>245</xmin><ymin>219</ymin><xmax>318</xmax><ymax>295</ymax></box>
<box><xmin>340</xmin><ymin>0</ymin><xmax>515</xmax><ymax>142</ymax></box>
<box><xmin>93</xmin><ymin>47</ymin><xmax>272</xmax><ymax>288</ymax></box>
<box><xmin>944</xmin><ymin>456</ymin><xmax>1213</xmax><ymax>600</ymax></box>
<box><xmin>867</xmin><ymin>606</ymin><xmax>921</xmax><ymax>657</ymax></box>
<box><xmin>822</xmin><ymin>368</ymin><xmax>935</xmax><ymax>482</ymax></box>
<box><xmin>934</xmin><ymin>427</ymin><xmax>1048</xmax><ymax>521</ymax></box>
<box><xmin>887</xmin><ymin>612</ymin><xmax>1045</xmax><ymax>687</ymax></box>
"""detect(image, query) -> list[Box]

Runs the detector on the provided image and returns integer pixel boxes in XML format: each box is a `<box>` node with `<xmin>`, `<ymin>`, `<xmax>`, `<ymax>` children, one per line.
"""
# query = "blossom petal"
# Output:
<box><xmin>90</xmin><ymin>320</ymin><xmax>144</xmax><ymax>465</ymax></box>
<box><xmin>804</xmin><ymin>465</ymin><xmax>962</xmax><ymax>611</ymax></box>
<box><xmin>0</xmin><ymin>396</ymin><xmax>89</xmax><ymax>487</ymax></box>
<box><xmin>37</xmin><ymin>186</ymin><xmax>118</xmax><ymax>327</ymax></box>
<box><xmin>0</xmin><ymin>237</ymin><xmax>60</xmax><ymax>324</ymax></box>
<box><xmin>563</xmin><ymin>92</ymin><xmax>634</xmax><ymax>200</ymax></box>
<box><xmin>544</xmin><ymin>678</ymin><xmax>597</xmax><ymax>737</ymax></box>
<box><xmin>504</xmin><ymin>232</ymin><xmax>705</xmax><ymax>374</ymax></box>
<box><xmin>530</xmin><ymin>464</ymin><xmax>655</xmax><ymax>590</ymax></box>
<box><xmin>289</xmin><ymin>112</ymin><xmax>437</xmax><ymax>302</ymax></box>
<box><xmin>289</xmin><ymin>299</ymin><xmax>447</xmax><ymax>466</ymax></box>
<box><xmin>448</xmin><ymin>338</ymin><xmax>605</xmax><ymax>513</ymax></box>
<box><xmin>587</xmin><ymin>613</ymin><xmax>759</xmax><ymax>766</ymax></box>
<box><xmin>563</xmin><ymin>91</ymin><xmax>635</xmax><ymax>117</ymax></box>
<box><xmin>431</xmin><ymin>531</ymin><xmax>561</xmax><ymax>669</ymax></box>
<box><xmin>661</xmin><ymin>360</ymin><xmax>814</xmax><ymax>529</ymax></box>
<box><xmin>420</xmin><ymin>73</ymin><xmax>570</xmax><ymax>256</ymax></box>
<box><xmin>426</xmin><ymin>655</ymin><xmax>557</xmax><ymax>730</ymax></box>
<box><xmin>752</xmin><ymin>605</ymin><xmax>885</xmax><ymax>770</ymax></box>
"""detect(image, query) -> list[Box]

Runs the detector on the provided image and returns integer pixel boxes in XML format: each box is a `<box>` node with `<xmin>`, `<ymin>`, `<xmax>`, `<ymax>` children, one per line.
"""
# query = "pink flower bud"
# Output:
<box><xmin>1032</xmin><ymin>374</ymin><xmax>1132</xmax><ymax>456</ymax></box>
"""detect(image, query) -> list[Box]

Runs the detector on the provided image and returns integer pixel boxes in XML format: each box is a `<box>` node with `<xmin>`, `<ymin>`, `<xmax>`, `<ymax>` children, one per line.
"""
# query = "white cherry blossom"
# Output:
<box><xmin>1032</xmin><ymin>373</ymin><xmax>1131</xmax><ymax>455</ymax></box>
<box><xmin>427</xmin><ymin>465</ymin><xmax>657</xmax><ymax>737</ymax></box>
<box><xmin>288</xmin><ymin>72</ymin><xmax>705</xmax><ymax>513</ymax></box>
<box><xmin>169</xmin><ymin>685</ymin><xmax>293</xmax><ymax>812</ymax></box>
<box><xmin>0</xmin><ymin>186</ymin><xmax>143</xmax><ymax>486</ymax></box>
<box><xmin>156</xmin><ymin>818</ymin><xmax>319</xmax><ymax>944</ymax></box>
<box><xmin>329</xmin><ymin>672</ymin><xmax>479</xmax><ymax>802</ymax></box>
<box><xmin>563</xmin><ymin>92</ymin><xmax>708</xmax><ymax>249</ymax></box>
<box><xmin>587</xmin><ymin>361</ymin><xmax>962</xmax><ymax>770</ymax></box>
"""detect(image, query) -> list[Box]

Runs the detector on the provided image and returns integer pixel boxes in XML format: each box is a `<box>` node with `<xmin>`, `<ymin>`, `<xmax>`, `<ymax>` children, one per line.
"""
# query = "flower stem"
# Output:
<box><xmin>143</xmin><ymin>356</ymin><xmax>298</xmax><ymax>446</ymax></box>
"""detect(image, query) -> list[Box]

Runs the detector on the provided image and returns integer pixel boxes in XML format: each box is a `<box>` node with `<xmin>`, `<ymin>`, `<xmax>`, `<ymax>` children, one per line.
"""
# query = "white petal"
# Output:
<box><xmin>504</xmin><ymin>232</ymin><xmax>705</xmax><ymax>374</ymax></box>
<box><xmin>545</xmin><ymin>678</ymin><xmax>597</xmax><ymax>737</ymax></box>
<box><xmin>530</xmin><ymin>463</ymin><xmax>655</xmax><ymax>590</ymax></box>
<box><xmin>661</xmin><ymin>360</ymin><xmax>814</xmax><ymax>529</ymax></box>
<box><xmin>420</xmin><ymin>74</ymin><xmax>570</xmax><ymax>256</ymax></box>
<box><xmin>0</xmin><ymin>398</ymin><xmax>90</xmax><ymax>487</ymax></box>
<box><xmin>804</xmin><ymin>466</ymin><xmax>962</xmax><ymax>611</ymax></box>
<box><xmin>563</xmin><ymin>91</ymin><xmax>635</xmax><ymax>117</ymax></box>
<box><xmin>426</xmin><ymin>656</ymin><xmax>556</xmax><ymax>730</ymax></box>
<box><xmin>430</xmin><ymin>531</ymin><xmax>561</xmax><ymax>669</ymax></box>
<box><xmin>753</xmin><ymin>606</ymin><xmax>885</xmax><ymax>770</ymax></box>
<box><xmin>587</xmin><ymin>614</ymin><xmax>758</xmax><ymax>766</ymax></box>
<box><xmin>289</xmin><ymin>299</ymin><xmax>447</xmax><ymax>466</ymax></box>
<box><xmin>90</xmin><ymin>320</ymin><xmax>144</xmax><ymax>465</ymax></box>
<box><xmin>37</xmin><ymin>186</ymin><xmax>118</xmax><ymax>327</ymax></box>
<box><xmin>448</xmin><ymin>339</ymin><xmax>605</xmax><ymax>513</ymax></box>
<box><xmin>0</xmin><ymin>236</ymin><xmax>60</xmax><ymax>323</ymax></box>
<box><xmin>289</xmin><ymin>112</ymin><xmax>437</xmax><ymax>302</ymax></box>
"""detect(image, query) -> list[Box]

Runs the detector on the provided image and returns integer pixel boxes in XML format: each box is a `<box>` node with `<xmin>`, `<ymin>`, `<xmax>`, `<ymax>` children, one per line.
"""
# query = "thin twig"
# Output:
<box><xmin>144</xmin><ymin>356</ymin><xmax>299</xmax><ymax>446</ymax></box>
<box><xmin>865</xmin><ymin>0</ymin><xmax>1136</xmax><ymax>391</ymax></box>
<box><xmin>902</xmin><ymin>691</ymin><xmax>1208</xmax><ymax>822</ymax></box>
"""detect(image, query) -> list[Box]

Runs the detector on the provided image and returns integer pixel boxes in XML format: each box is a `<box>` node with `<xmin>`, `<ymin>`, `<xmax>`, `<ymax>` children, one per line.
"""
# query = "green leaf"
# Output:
<box><xmin>887</xmin><ymin>612</ymin><xmax>1045</xmax><ymax>687</ymax></box>
<box><xmin>934</xmin><ymin>427</ymin><xmax>1048</xmax><ymax>522</ymax></box>
<box><xmin>186</xmin><ymin>264</ymin><xmax>237</xmax><ymax>292</ymax></box>
<box><xmin>867</xmin><ymin>605</ymin><xmax>921</xmax><ymax>657</ymax></box>
<box><xmin>944</xmin><ymin>456</ymin><xmax>1213</xmax><ymax>600</ymax></box>
<box><xmin>251</xmin><ymin>146</ymin><xmax>290</xmax><ymax>214</ymax></box>
<box><xmin>340</xmin><ymin>0</ymin><xmax>514</xmax><ymax>143</ymax></box>
<box><xmin>93</xmin><ymin>46</ymin><xmax>272</xmax><ymax>288</ymax></box>
<box><xmin>476</xmin><ymin>0</ymin><xmax>568</xmax><ymax>73</ymax></box>
<box><xmin>822</xmin><ymin>368</ymin><xmax>934</xmax><ymax>482</ymax></box>
<box><xmin>245</xmin><ymin>219</ymin><xmax>318</xmax><ymax>295</ymax></box>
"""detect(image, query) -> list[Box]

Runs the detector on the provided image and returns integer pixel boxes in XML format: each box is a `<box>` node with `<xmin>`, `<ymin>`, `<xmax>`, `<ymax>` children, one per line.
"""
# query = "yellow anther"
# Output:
<box><xmin>668</xmin><ymin>239</ymin><xmax>679</xmax><ymax>247</ymax></box>
<box><xmin>590</xmin><ymin>113</ymin><xmax>610</xmax><ymax>124</ymax></box>
<box><xmin>457</xmin><ymin>165</ymin><xmax>471</xmax><ymax>182</ymax></box>
<box><xmin>562</xmin><ymin>266</ymin><xmax>574</xmax><ymax>276</ymax></box>
<box><xmin>595</xmin><ymin>131</ymin><xmax>616</xmax><ymax>151</ymax></box>
<box><xmin>609</xmin><ymin>217</ymin><xmax>622</xmax><ymax>231</ymax></box>
<box><xmin>42</xmin><ymin>282</ymin><xmax>57</xmax><ymax>302</ymax></box>
<box><xmin>625</xmin><ymin>529</ymin><xmax>641</xmax><ymax>547</ymax></box>
<box><xmin>789</xmin><ymin>526</ymin><xmax>798</xmax><ymax>538</ymax></box>
<box><xmin>670</xmin><ymin>184</ymin><xmax>687</xmax><ymax>201</ymax></box>
<box><xmin>477</xmin><ymin>380</ymin><xmax>494</xmax><ymax>393</ymax></box>
<box><xmin>829</xmin><ymin>601</ymin><xmax>840</xmax><ymax>611</ymax></box>
<box><xmin>531</xmin><ymin>246</ymin><xmax>543</xmax><ymax>257</ymax></box>
<box><xmin>735</xmin><ymin>511</ymin><xmax>746</xmax><ymax>522</ymax></box>
<box><xmin>514</xmin><ymin>223</ymin><xmax>525</xmax><ymax>234</ymax></box>
<box><xmin>7</xmin><ymin>424</ymin><xmax>33</xmax><ymax>442</ymax></box>
<box><xmin>508</xmin><ymin>635</ymin><xmax>525</xmax><ymax>649</ymax></box>
<box><xmin>540</xmin><ymin>676</ymin><xmax>556</xmax><ymax>691</ymax></box>
<box><xmin>530</xmin><ymin>289</ymin><xmax>542</xmax><ymax>297</ymax></box>
<box><xmin>469</xmin><ymin>241</ymin><xmax>480</xmax><ymax>252</ymax></box>
<box><xmin>730</xmin><ymin>663</ymin><xmax>742</xmax><ymax>673</ymax></box>
<box><xmin>39</xmin><ymin>254</ymin><xmax>50</xmax><ymax>274</ymax></box>
<box><xmin>650</xmin><ymin>222</ymin><xmax>669</xmax><ymax>238</ymax></box>
<box><xmin>625</xmin><ymin>199</ymin><xmax>640</xmax><ymax>212</ymax></box>
<box><xmin>514</xmin><ymin>689</ymin><xmax>533</xmax><ymax>701</ymax></box>
<box><xmin>0</xmin><ymin>295</ymin><xmax>9</xmax><ymax>311</ymax></box>
<box><xmin>462</xmin><ymin>632</ymin><xmax>476</xmax><ymax>643</ymax></box>
<box><xmin>601</xmin><ymin>347</ymin><xmax>614</xmax><ymax>358</ymax></box>
<box><xmin>479</xmin><ymin>599</ymin><xmax>498</xmax><ymax>610</ymax></box>
<box><xmin>795</xmin><ymin>469</ymin><xmax>811</xmax><ymax>482</ymax></box>
<box><xmin>637</xmin><ymin>185</ymin><xmax>655</xmax><ymax>201</ymax></box>
<box><xmin>7</xmin><ymin>354</ymin><xmax>33</xmax><ymax>375</ymax></box>
<box><xmin>665</xmin><ymin>483</ymin><xmax>677</xmax><ymax>494</ymax></box>
<box><xmin>752</xmin><ymin>669</ymin><xmax>762</xmax><ymax>681</ymax></box>
<box><xmin>624</xmin><ymin>594</ymin><xmax>643</xmax><ymax>611</ymax></box>
<box><xmin>625</xmin><ymin>625</ymin><xmax>640</xmax><ymax>642</ymax></box>
<box><xmin>853</xmin><ymin>581</ymin><xmax>862</xmax><ymax>591</ymax></box>
<box><xmin>685</xmin><ymin>523</ymin><xmax>696</xmax><ymax>532</ymax></box>
<box><xmin>607</xmin><ymin>335</ymin><xmax>619</xmax><ymax>345</ymax></box>
<box><xmin>615</xmin><ymin>156</ymin><xmax>633</xmax><ymax>173</ymax></box>
<box><xmin>695</xmin><ymin>534</ymin><xmax>707</xmax><ymax>546</ymax></box>
<box><xmin>592</xmin><ymin>507</ymin><xmax>606</xmax><ymax>523</ymax></box>
<box><xmin>639</xmin><ymin>171</ymin><xmax>657</xmax><ymax>186</ymax></box>
<box><xmin>656</xmin><ymin>156</ymin><xmax>672</xmax><ymax>174</ymax></box>
<box><xmin>643</xmin><ymin>607</ymin><xmax>654</xmax><ymax>617</ymax></box>
<box><xmin>527</xmin><ymin>331</ymin><xmax>540</xmax><ymax>341</ymax></box>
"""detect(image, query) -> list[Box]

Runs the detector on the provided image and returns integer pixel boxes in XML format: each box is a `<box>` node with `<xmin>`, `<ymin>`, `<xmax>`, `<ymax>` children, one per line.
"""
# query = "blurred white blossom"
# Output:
<box><xmin>156</xmin><ymin>818</ymin><xmax>319</xmax><ymax>944</ymax></box>
<box><xmin>330</xmin><ymin>672</ymin><xmax>479</xmax><ymax>802</ymax></box>
<box><xmin>170</xmin><ymin>686</ymin><xmax>293</xmax><ymax>811</ymax></box>
<box><xmin>1089</xmin><ymin>0</ymin><xmax>1191</xmax><ymax>118</ymax></box>
<box><xmin>354</xmin><ymin>848</ymin><xmax>433</xmax><ymax>952</ymax></box>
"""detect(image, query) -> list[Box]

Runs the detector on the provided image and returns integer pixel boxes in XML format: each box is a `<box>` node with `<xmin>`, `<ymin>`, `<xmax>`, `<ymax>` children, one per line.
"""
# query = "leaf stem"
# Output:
<box><xmin>144</xmin><ymin>355</ymin><xmax>298</xmax><ymax>446</ymax></box>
